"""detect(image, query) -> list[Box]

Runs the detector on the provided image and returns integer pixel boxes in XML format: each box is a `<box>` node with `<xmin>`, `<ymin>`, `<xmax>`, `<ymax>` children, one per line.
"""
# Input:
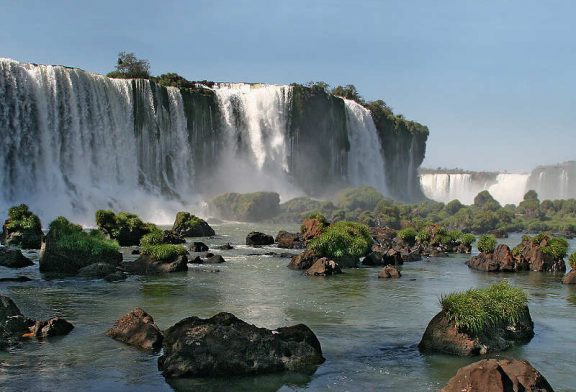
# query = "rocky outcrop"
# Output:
<box><xmin>467</xmin><ymin>244</ymin><xmax>528</xmax><ymax>272</ymax></box>
<box><xmin>441</xmin><ymin>358</ymin><xmax>554</xmax><ymax>392</ymax></box>
<box><xmin>246</xmin><ymin>232</ymin><xmax>274</xmax><ymax>246</ymax></box>
<box><xmin>208</xmin><ymin>192</ymin><xmax>280</xmax><ymax>222</ymax></box>
<box><xmin>304</xmin><ymin>258</ymin><xmax>342</xmax><ymax>276</ymax></box>
<box><xmin>288</xmin><ymin>249</ymin><xmax>318</xmax><ymax>270</ymax></box>
<box><xmin>216</xmin><ymin>243</ymin><xmax>234</xmax><ymax>250</ymax></box>
<box><xmin>275</xmin><ymin>231</ymin><xmax>305</xmax><ymax>249</ymax></box>
<box><xmin>1</xmin><ymin>205</ymin><xmax>43</xmax><ymax>249</ymax></box>
<box><xmin>172</xmin><ymin>212</ymin><xmax>215</xmax><ymax>237</ymax></box>
<box><xmin>158</xmin><ymin>312</ymin><xmax>325</xmax><ymax>378</ymax></box>
<box><xmin>419</xmin><ymin>309</ymin><xmax>534</xmax><ymax>356</ymax></box>
<box><xmin>0</xmin><ymin>246</ymin><xmax>33</xmax><ymax>268</ymax></box>
<box><xmin>95</xmin><ymin>210</ymin><xmax>152</xmax><ymax>246</ymax></box>
<box><xmin>300</xmin><ymin>218</ymin><xmax>327</xmax><ymax>242</ymax></box>
<box><xmin>515</xmin><ymin>238</ymin><xmax>566</xmax><ymax>272</ymax></box>
<box><xmin>107</xmin><ymin>308</ymin><xmax>163</xmax><ymax>351</ymax></box>
<box><xmin>378</xmin><ymin>265</ymin><xmax>401</xmax><ymax>279</ymax></box>
<box><xmin>362</xmin><ymin>244</ymin><xmax>403</xmax><ymax>266</ymax></box>
<box><xmin>562</xmin><ymin>270</ymin><xmax>576</xmax><ymax>284</ymax></box>
<box><xmin>122</xmin><ymin>254</ymin><xmax>188</xmax><ymax>275</ymax></box>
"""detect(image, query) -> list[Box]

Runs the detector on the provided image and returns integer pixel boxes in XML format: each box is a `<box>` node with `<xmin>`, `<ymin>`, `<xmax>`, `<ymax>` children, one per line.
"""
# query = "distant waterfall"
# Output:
<box><xmin>527</xmin><ymin>162</ymin><xmax>576</xmax><ymax>200</ymax></box>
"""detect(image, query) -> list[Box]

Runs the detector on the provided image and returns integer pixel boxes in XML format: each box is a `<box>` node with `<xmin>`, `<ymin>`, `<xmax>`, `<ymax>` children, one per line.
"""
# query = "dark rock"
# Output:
<box><xmin>288</xmin><ymin>249</ymin><xmax>318</xmax><ymax>270</ymax></box>
<box><xmin>216</xmin><ymin>243</ymin><xmax>234</xmax><ymax>250</ymax></box>
<box><xmin>122</xmin><ymin>254</ymin><xmax>188</xmax><ymax>275</ymax></box>
<box><xmin>158</xmin><ymin>312</ymin><xmax>325</xmax><ymax>378</ymax></box>
<box><xmin>0</xmin><ymin>246</ymin><xmax>34</xmax><ymax>268</ymax></box>
<box><xmin>192</xmin><ymin>242</ymin><xmax>209</xmax><ymax>252</ymax></box>
<box><xmin>401</xmin><ymin>250</ymin><xmax>422</xmax><ymax>262</ymax></box>
<box><xmin>562</xmin><ymin>270</ymin><xmax>576</xmax><ymax>284</ymax></box>
<box><xmin>172</xmin><ymin>212</ymin><xmax>215</xmax><ymax>237</ymax></box>
<box><xmin>362</xmin><ymin>244</ymin><xmax>403</xmax><ymax>266</ymax></box>
<box><xmin>489</xmin><ymin>229</ymin><xmax>509</xmax><ymax>239</ymax></box>
<box><xmin>131</xmin><ymin>249</ymin><xmax>140</xmax><ymax>255</ymax></box>
<box><xmin>104</xmin><ymin>271</ymin><xmax>128</xmax><ymax>282</ymax></box>
<box><xmin>246</xmin><ymin>232</ymin><xmax>274</xmax><ymax>246</ymax></box>
<box><xmin>107</xmin><ymin>308</ymin><xmax>163</xmax><ymax>350</ymax></box>
<box><xmin>0</xmin><ymin>276</ymin><xmax>32</xmax><ymax>283</ymax></box>
<box><xmin>305</xmin><ymin>258</ymin><xmax>342</xmax><ymax>276</ymax></box>
<box><xmin>275</xmin><ymin>231</ymin><xmax>305</xmax><ymax>249</ymax></box>
<box><xmin>418</xmin><ymin>308</ymin><xmax>534</xmax><ymax>356</ymax></box>
<box><xmin>2</xmin><ymin>205</ymin><xmax>43</xmax><ymax>249</ymax></box>
<box><xmin>378</xmin><ymin>265</ymin><xmax>401</xmax><ymax>279</ymax></box>
<box><xmin>161</xmin><ymin>230</ymin><xmax>186</xmax><ymax>244</ymax></box>
<box><xmin>467</xmin><ymin>244</ymin><xmax>532</xmax><ymax>272</ymax></box>
<box><xmin>77</xmin><ymin>262</ymin><xmax>117</xmax><ymax>278</ymax></box>
<box><xmin>29</xmin><ymin>317</ymin><xmax>74</xmax><ymax>338</ymax></box>
<box><xmin>0</xmin><ymin>295</ymin><xmax>23</xmax><ymax>322</ymax></box>
<box><xmin>205</xmin><ymin>254</ymin><xmax>225</xmax><ymax>264</ymax></box>
<box><xmin>441</xmin><ymin>358</ymin><xmax>554</xmax><ymax>392</ymax></box>
<box><xmin>190</xmin><ymin>256</ymin><xmax>204</xmax><ymax>264</ymax></box>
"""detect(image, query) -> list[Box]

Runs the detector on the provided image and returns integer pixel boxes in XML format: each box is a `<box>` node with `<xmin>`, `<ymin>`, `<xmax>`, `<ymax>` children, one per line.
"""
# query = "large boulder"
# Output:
<box><xmin>122</xmin><ymin>254</ymin><xmax>188</xmax><ymax>275</ymax></box>
<box><xmin>172</xmin><ymin>212</ymin><xmax>215</xmax><ymax>237</ymax></box>
<box><xmin>1</xmin><ymin>204</ymin><xmax>43</xmax><ymax>249</ymax></box>
<box><xmin>107</xmin><ymin>308</ymin><xmax>163</xmax><ymax>350</ymax></box>
<box><xmin>192</xmin><ymin>242</ymin><xmax>209</xmax><ymax>252</ymax></box>
<box><xmin>362</xmin><ymin>244</ymin><xmax>403</xmax><ymax>266</ymax></box>
<box><xmin>288</xmin><ymin>249</ymin><xmax>319</xmax><ymax>270</ymax></box>
<box><xmin>0</xmin><ymin>246</ymin><xmax>34</xmax><ymax>268</ymax></box>
<box><xmin>158</xmin><ymin>312</ymin><xmax>325</xmax><ymax>378</ymax></box>
<box><xmin>467</xmin><ymin>244</ymin><xmax>529</xmax><ymax>272</ymax></box>
<box><xmin>246</xmin><ymin>232</ymin><xmax>274</xmax><ymax>246</ymax></box>
<box><xmin>304</xmin><ymin>258</ymin><xmax>342</xmax><ymax>276</ymax></box>
<box><xmin>441</xmin><ymin>358</ymin><xmax>554</xmax><ymax>392</ymax></box>
<box><xmin>209</xmin><ymin>192</ymin><xmax>280</xmax><ymax>222</ymax></box>
<box><xmin>77</xmin><ymin>262</ymin><xmax>119</xmax><ymax>279</ymax></box>
<box><xmin>515</xmin><ymin>237</ymin><xmax>566</xmax><ymax>272</ymax></box>
<box><xmin>275</xmin><ymin>231</ymin><xmax>305</xmax><ymax>249</ymax></box>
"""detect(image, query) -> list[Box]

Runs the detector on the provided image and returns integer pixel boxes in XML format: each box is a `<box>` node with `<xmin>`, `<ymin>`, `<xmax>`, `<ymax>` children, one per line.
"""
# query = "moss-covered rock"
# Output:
<box><xmin>1</xmin><ymin>204</ymin><xmax>43</xmax><ymax>249</ymax></box>
<box><xmin>40</xmin><ymin>217</ymin><xmax>122</xmax><ymax>275</ymax></box>
<box><xmin>307</xmin><ymin>221</ymin><xmax>373</xmax><ymax>267</ymax></box>
<box><xmin>95</xmin><ymin>210</ymin><xmax>153</xmax><ymax>246</ymax></box>
<box><xmin>209</xmin><ymin>192</ymin><xmax>280</xmax><ymax>222</ymax></box>
<box><xmin>172</xmin><ymin>212</ymin><xmax>215</xmax><ymax>237</ymax></box>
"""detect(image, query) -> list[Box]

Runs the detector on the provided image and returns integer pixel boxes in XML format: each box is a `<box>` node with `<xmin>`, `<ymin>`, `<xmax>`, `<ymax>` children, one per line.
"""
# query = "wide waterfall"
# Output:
<box><xmin>0</xmin><ymin>59</ymin><xmax>418</xmax><ymax>225</ymax></box>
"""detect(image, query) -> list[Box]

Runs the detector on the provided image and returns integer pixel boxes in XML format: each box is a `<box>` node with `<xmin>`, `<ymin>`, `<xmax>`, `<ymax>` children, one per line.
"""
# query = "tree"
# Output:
<box><xmin>331</xmin><ymin>84</ymin><xmax>364</xmax><ymax>103</ymax></box>
<box><xmin>107</xmin><ymin>51</ymin><xmax>150</xmax><ymax>79</ymax></box>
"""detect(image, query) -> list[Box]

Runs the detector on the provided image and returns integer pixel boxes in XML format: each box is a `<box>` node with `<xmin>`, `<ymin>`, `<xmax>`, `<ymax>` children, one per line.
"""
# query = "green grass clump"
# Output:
<box><xmin>140</xmin><ymin>244</ymin><xmax>187</xmax><ymax>262</ymax></box>
<box><xmin>397</xmin><ymin>227</ymin><xmax>417</xmax><ymax>244</ymax></box>
<box><xmin>48</xmin><ymin>216</ymin><xmax>119</xmax><ymax>256</ymax></box>
<box><xmin>440</xmin><ymin>281</ymin><xmax>528</xmax><ymax>336</ymax></box>
<box><xmin>477</xmin><ymin>234</ymin><xmax>497</xmax><ymax>253</ymax></box>
<box><xmin>569</xmin><ymin>252</ymin><xmax>576</xmax><ymax>270</ymax></box>
<box><xmin>308</xmin><ymin>221</ymin><xmax>372</xmax><ymax>260</ymax></box>
<box><xmin>5</xmin><ymin>204</ymin><xmax>42</xmax><ymax>232</ymax></box>
<box><xmin>95</xmin><ymin>209</ymin><xmax>148</xmax><ymax>238</ymax></box>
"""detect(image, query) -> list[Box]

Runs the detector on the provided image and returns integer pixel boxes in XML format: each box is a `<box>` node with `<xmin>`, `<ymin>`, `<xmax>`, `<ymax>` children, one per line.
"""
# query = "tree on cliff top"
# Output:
<box><xmin>107</xmin><ymin>51</ymin><xmax>150</xmax><ymax>79</ymax></box>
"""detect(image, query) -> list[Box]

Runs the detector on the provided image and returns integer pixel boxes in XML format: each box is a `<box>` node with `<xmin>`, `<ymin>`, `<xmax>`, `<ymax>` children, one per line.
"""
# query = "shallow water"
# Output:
<box><xmin>0</xmin><ymin>226</ymin><xmax>575</xmax><ymax>391</ymax></box>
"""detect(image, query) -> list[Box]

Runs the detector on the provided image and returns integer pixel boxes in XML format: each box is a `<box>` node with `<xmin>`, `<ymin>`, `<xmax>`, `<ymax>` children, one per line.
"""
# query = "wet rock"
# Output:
<box><xmin>246</xmin><ymin>232</ymin><xmax>274</xmax><ymax>246</ymax></box>
<box><xmin>362</xmin><ymin>244</ymin><xmax>403</xmax><ymax>266</ymax></box>
<box><xmin>0</xmin><ymin>295</ymin><xmax>23</xmax><ymax>322</ymax></box>
<box><xmin>216</xmin><ymin>243</ymin><xmax>234</xmax><ymax>250</ymax></box>
<box><xmin>107</xmin><ymin>308</ymin><xmax>163</xmax><ymax>350</ymax></box>
<box><xmin>192</xmin><ymin>242</ymin><xmax>209</xmax><ymax>252</ymax></box>
<box><xmin>0</xmin><ymin>276</ymin><xmax>32</xmax><ymax>283</ymax></box>
<box><xmin>516</xmin><ymin>237</ymin><xmax>566</xmax><ymax>272</ymax></box>
<box><xmin>441</xmin><ymin>358</ymin><xmax>554</xmax><ymax>392</ymax></box>
<box><xmin>401</xmin><ymin>250</ymin><xmax>422</xmax><ymax>262</ymax></box>
<box><xmin>131</xmin><ymin>249</ymin><xmax>140</xmax><ymax>255</ymax></box>
<box><xmin>305</xmin><ymin>258</ymin><xmax>342</xmax><ymax>276</ymax></box>
<box><xmin>378</xmin><ymin>265</ymin><xmax>401</xmax><ymax>279</ymax></box>
<box><xmin>288</xmin><ymin>249</ymin><xmax>318</xmax><ymax>270</ymax></box>
<box><xmin>29</xmin><ymin>317</ymin><xmax>74</xmax><ymax>338</ymax></box>
<box><xmin>161</xmin><ymin>230</ymin><xmax>186</xmax><ymax>244</ymax></box>
<box><xmin>104</xmin><ymin>271</ymin><xmax>128</xmax><ymax>282</ymax></box>
<box><xmin>275</xmin><ymin>231</ymin><xmax>305</xmax><ymax>249</ymax></box>
<box><xmin>562</xmin><ymin>270</ymin><xmax>576</xmax><ymax>284</ymax></box>
<box><xmin>158</xmin><ymin>312</ymin><xmax>325</xmax><ymax>378</ymax></box>
<box><xmin>205</xmin><ymin>254</ymin><xmax>226</xmax><ymax>264</ymax></box>
<box><xmin>0</xmin><ymin>246</ymin><xmax>34</xmax><ymax>268</ymax></box>
<box><xmin>172</xmin><ymin>212</ymin><xmax>215</xmax><ymax>237</ymax></box>
<box><xmin>77</xmin><ymin>262</ymin><xmax>118</xmax><ymax>278</ymax></box>
<box><xmin>122</xmin><ymin>254</ymin><xmax>188</xmax><ymax>275</ymax></box>
<box><xmin>467</xmin><ymin>244</ymin><xmax>529</xmax><ymax>272</ymax></box>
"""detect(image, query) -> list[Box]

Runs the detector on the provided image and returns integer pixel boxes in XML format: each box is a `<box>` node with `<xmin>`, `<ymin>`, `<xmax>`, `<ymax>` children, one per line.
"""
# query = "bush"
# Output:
<box><xmin>397</xmin><ymin>227</ymin><xmax>417</xmax><ymax>245</ymax></box>
<box><xmin>140</xmin><ymin>227</ymin><xmax>164</xmax><ymax>246</ymax></box>
<box><xmin>459</xmin><ymin>233</ymin><xmax>476</xmax><ymax>247</ymax></box>
<box><xmin>542</xmin><ymin>236</ymin><xmax>569</xmax><ymax>260</ymax></box>
<box><xmin>477</xmin><ymin>234</ymin><xmax>497</xmax><ymax>253</ymax></box>
<box><xmin>334</xmin><ymin>186</ymin><xmax>385</xmax><ymax>211</ymax></box>
<box><xmin>440</xmin><ymin>281</ymin><xmax>528</xmax><ymax>336</ymax></box>
<box><xmin>140</xmin><ymin>243</ymin><xmax>187</xmax><ymax>262</ymax></box>
<box><xmin>569</xmin><ymin>252</ymin><xmax>576</xmax><ymax>270</ymax></box>
<box><xmin>5</xmin><ymin>204</ymin><xmax>42</xmax><ymax>232</ymax></box>
<box><xmin>48</xmin><ymin>216</ymin><xmax>119</xmax><ymax>257</ymax></box>
<box><xmin>308</xmin><ymin>221</ymin><xmax>373</xmax><ymax>261</ymax></box>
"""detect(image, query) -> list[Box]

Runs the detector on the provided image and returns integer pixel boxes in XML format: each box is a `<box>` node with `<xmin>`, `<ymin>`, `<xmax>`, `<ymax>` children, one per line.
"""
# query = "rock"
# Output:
<box><xmin>208</xmin><ymin>192</ymin><xmax>280</xmax><ymax>222</ymax></box>
<box><xmin>216</xmin><ymin>243</ymin><xmax>234</xmax><ymax>250</ymax></box>
<box><xmin>467</xmin><ymin>244</ymin><xmax>529</xmax><ymax>272</ymax></box>
<box><xmin>0</xmin><ymin>295</ymin><xmax>23</xmax><ymax>322</ymax></box>
<box><xmin>489</xmin><ymin>229</ymin><xmax>509</xmax><ymax>239</ymax></box>
<box><xmin>161</xmin><ymin>230</ymin><xmax>186</xmax><ymax>244</ymax></box>
<box><xmin>205</xmin><ymin>254</ymin><xmax>225</xmax><ymax>264</ymax></box>
<box><xmin>0</xmin><ymin>276</ymin><xmax>32</xmax><ymax>283</ymax></box>
<box><xmin>122</xmin><ymin>254</ymin><xmax>188</xmax><ymax>275</ymax></box>
<box><xmin>401</xmin><ymin>250</ymin><xmax>422</xmax><ymax>262</ymax></box>
<box><xmin>300</xmin><ymin>218</ymin><xmax>326</xmax><ymax>241</ymax></box>
<box><xmin>158</xmin><ymin>312</ymin><xmax>325</xmax><ymax>378</ymax></box>
<box><xmin>107</xmin><ymin>308</ymin><xmax>163</xmax><ymax>350</ymax></box>
<box><xmin>130</xmin><ymin>249</ymin><xmax>140</xmax><ymax>255</ymax></box>
<box><xmin>305</xmin><ymin>258</ymin><xmax>342</xmax><ymax>276</ymax></box>
<box><xmin>288</xmin><ymin>249</ymin><xmax>318</xmax><ymax>270</ymax></box>
<box><xmin>0</xmin><ymin>246</ymin><xmax>34</xmax><ymax>268</ymax></box>
<box><xmin>441</xmin><ymin>358</ymin><xmax>554</xmax><ymax>392</ymax></box>
<box><xmin>276</xmin><ymin>231</ymin><xmax>305</xmax><ymax>249</ymax></box>
<box><xmin>192</xmin><ymin>242</ymin><xmax>209</xmax><ymax>252</ymax></box>
<box><xmin>2</xmin><ymin>205</ymin><xmax>43</xmax><ymax>249</ymax></box>
<box><xmin>172</xmin><ymin>212</ymin><xmax>215</xmax><ymax>237</ymax></box>
<box><xmin>362</xmin><ymin>244</ymin><xmax>403</xmax><ymax>266</ymax></box>
<box><xmin>562</xmin><ymin>270</ymin><xmax>576</xmax><ymax>284</ymax></box>
<box><xmin>246</xmin><ymin>232</ymin><xmax>274</xmax><ymax>246</ymax></box>
<box><xmin>378</xmin><ymin>265</ymin><xmax>401</xmax><ymax>279</ymax></box>
<box><xmin>418</xmin><ymin>309</ymin><xmax>534</xmax><ymax>356</ymax></box>
<box><xmin>369</xmin><ymin>227</ymin><xmax>397</xmax><ymax>248</ymax></box>
<box><xmin>516</xmin><ymin>237</ymin><xmax>566</xmax><ymax>272</ymax></box>
<box><xmin>104</xmin><ymin>271</ymin><xmax>127</xmax><ymax>282</ymax></box>
<box><xmin>29</xmin><ymin>317</ymin><xmax>74</xmax><ymax>338</ymax></box>
<box><xmin>77</xmin><ymin>262</ymin><xmax>118</xmax><ymax>278</ymax></box>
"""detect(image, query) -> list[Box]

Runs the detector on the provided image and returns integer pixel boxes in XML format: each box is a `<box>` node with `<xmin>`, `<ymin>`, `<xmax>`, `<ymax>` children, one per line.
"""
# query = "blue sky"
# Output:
<box><xmin>1</xmin><ymin>0</ymin><xmax>574</xmax><ymax>172</ymax></box>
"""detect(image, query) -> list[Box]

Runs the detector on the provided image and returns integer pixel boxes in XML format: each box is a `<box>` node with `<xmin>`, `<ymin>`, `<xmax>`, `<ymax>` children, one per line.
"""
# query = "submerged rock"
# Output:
<box><xmin>122</xmin><ymin>254</ymin><xmax>188</xmax><ymax>275</ymax></box>
<box><xmin>0</xmin><ymin>246</ymin><xmax>34</xmax><ymax>268</ymax></box>
<box><xmin>441</xmin><ymin>358</ymin><xmax>554</xmax><ymax>392</ymax></box>
<box><xmin>107</xmin><ymin>308</ymin><xmax>163</xmax><ymax>351</ymax></box>
<box><xmin>172</xmin><ymin>212</ymin><xmax>215</xmax><ymax>237</ymax></box>
<box><xmin>158</xmin><ymin>312</ymin><xmax>324</xmax><ymax>378</ymax></box>
<box><xmin>192</xmin><ymin>242</ymin><xmax>209</xmax><ymax>252</ymax></box>
<box><xmin>77</xmin><ymin>262</ymin><xmax>118</xmax><ymax>278</ymax></box>
<box><xmin>0</xmin><ymin>276</ymin><xmax>32</xmax><ymax>283</ymax></box>
<box><xmin>246</xmin><ymin>232</ymin><xmax>274</xmax><ymax>246</ymax></box>
<box><xmin>305</xmin><ymin>258</ymin><xmax>342</xmax><ymax>276</ymax></box>
<box><xmin>191</xmin><ymin>254</ymin><xmax>226</xmax><ymax>264</ymax></box>
<box><xmin>216</xmin><ymin>243</ymin><xmax>234</xmax><ymax>250</ymax></box>
<box><xmin>378</xmin><ymin>265</ymin><xmax>401</xmax><ymax>279</ymax></box>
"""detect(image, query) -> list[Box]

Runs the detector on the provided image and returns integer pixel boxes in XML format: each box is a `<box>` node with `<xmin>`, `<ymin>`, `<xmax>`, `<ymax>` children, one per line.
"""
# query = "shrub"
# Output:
<box><xmin>459</xmin><ymin>233</ymin><xmax>476</xmax><ymax>247</ymax></box>
<box><xmin>308</xmin><ymin>221</ymin><xmax>373</xmax><ymax>261</ymax></box>
<box><xmin>542</xmin><ymin>237</ymin><xmax>569</xmax><ymax>260</ymax></box>
<box><xmin>397</xmin><ymin>227</ymin><xmax>417</xmax><ymax>245</ymax></box>
<box><xmin>140</xmin><ymin>227</ymin><xmax>164</xmax><ymax>246</ymax></box>
<box><xmin>477</xmin><ymin>234</ymin><xmax>497</xmax><ymax>253</ymax></box>
<box><xmin>48</xmin><ymin>216</ymin><xmax>119</xmax><ymax>257</ymax></box>
<box><xmin>334</xmin><ymin>186</ymin><xmax>385</xmax><ymax>211</ymax></box>
<box><xmin>5</xmin><ymin>204</ymin><xmax>42</xmax><ymax>232</ymax></box>
<box><xmin>140</xmin><ymin>244</ymin><xmax>187</xmax><ymax>262</ymax></box>
<box><xmin>569</xmin><ymin>252</ymin><xmax>576</xmax><ymax>270</ymax></box>
<box><xmin>440</xmin><ymin>281</ymin><xmax>528</xmax><ymax>336</ymax></box>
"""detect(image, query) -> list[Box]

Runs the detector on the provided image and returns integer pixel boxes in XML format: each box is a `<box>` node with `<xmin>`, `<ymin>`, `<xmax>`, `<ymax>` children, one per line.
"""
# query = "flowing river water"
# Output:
<box><xmin>0</xmin><ymin>225</ymin><xmax>575</xmax><ymax>391</ymax></box>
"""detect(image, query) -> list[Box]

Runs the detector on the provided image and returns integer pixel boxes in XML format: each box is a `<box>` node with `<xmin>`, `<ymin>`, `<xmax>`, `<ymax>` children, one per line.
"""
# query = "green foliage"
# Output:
<box><xmin>542</xmin><ymin>237</ymin><xmax>569</xmax><ymax>260</ymax></box>
<box><xmin>569</xmin><ymin>252</ymin><xmax>576</xmax><ymax>270</ymax></box>
<box><xmin>152</xmin><ymin>72</ymin><xmax>195</xmax><ymax>88</ymax></box>
<box><xmin>308</xmin><ymin>221</ymin><xmax>373</xmax><ymax>261</ymax></box>
<box><xmin>459</xmin><ymin>233</ymin><xmax>476</xmax><ymax>247</ymax></box>
<box><xmin>305</xmin><ymin>81</ymin><xmax>330</xmax><ymax>94</ymax></box>
<box><xmin>335</xmin><ymin>186</ymin><xmax>385</xmax><ymax>211</ymax></box>
<box><xmin>524</xmin><ymin>190</ymin><xmax>539</xmax><ymax>201</ymax></box>
<box><xmin>5</xmin><ymin>204</ymin><xmax>42</xmax><ymax>232</ymax></box>
<box><xmin>140</xmin><ymin>244</ymin><xmax>187</xmax><ymax>262</ymax></box>
<box><xmin>440</xmin><ymin>281</ymin><xmax>528</xmax><ymax>336</ymax></box>
<box><xmin>397</xmin><ymin>227</ymin><xmax>417</xmax><ymax>244</ymax></box>
<box><xmin>95</xmin><ymin>209</ymin><xmax>148</xmax><ymax>239</ymax></box>
<box><xmin>477</xmin><ymin>234</ymin><xmax>497</xmax><ymax>253</ymax></box>
<box><xmin>48</xmin><ymin>216</ymin><xmax>119</xmax><ymax>256</ymax></box>
<box><xmin>209</xmin><ymin>192</ymin><xmax>280</xmax><ymax>221</ymax></box>
<box><xmin>331</xmin><ymin>84</ymin><xmax>363</xmax><ymax>103</ymax></box>
<box><xmin>473</xmin><ymin>191</ymin><xmax>501</xmax><ymax>212</ymax></box>
<box><xmin>107</xmin><ymin>51</ymin><xmax>150</xmax><ymax>79</ymax></box>
<box><xmin>140</xmin><ymin>227</ymin><xmax>164</xmax><ymax>246</ymax></box>
<box><xmin>444</xmin><ymin>199</ymin><xmax>464</xmax><ymax>215</ymax></box>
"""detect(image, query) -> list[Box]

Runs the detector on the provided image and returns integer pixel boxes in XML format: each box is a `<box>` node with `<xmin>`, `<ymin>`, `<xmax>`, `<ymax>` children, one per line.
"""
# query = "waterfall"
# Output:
<box><xmin>486</xmin><ymin>174</ymin><xmax>529</xmax><ymax>206</ymax></box>
<box><xmin>526</xmin><ymin>161</ymin><xmax>576</xmax><ymax>200</ymax></box>
<box><xmin>342</xmin><ymin>99</ymin><xmax>388</xmax><ymax>195</ymax></box>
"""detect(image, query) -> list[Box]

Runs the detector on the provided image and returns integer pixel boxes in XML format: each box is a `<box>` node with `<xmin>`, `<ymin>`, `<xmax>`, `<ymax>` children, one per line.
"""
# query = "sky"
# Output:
<box><xmin>1</xmin><ymin>0</ymin><xmax>574</xmax><ymax>173</ymax></box>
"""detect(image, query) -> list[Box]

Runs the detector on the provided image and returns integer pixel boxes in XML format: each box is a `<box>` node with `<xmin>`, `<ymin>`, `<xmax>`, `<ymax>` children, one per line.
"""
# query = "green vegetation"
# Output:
<box><xmin>139</xmin><ymin>226</ymin><xmax>164</xmax><ymax>246</ymax></box>
<box><xmin>397</xmin><ymin>227</ymin><xmax>417</xmax><ymax>245</ymax></box>
<box><xmin>440</xmin><ymin>281</ymin><xmax>528</xmax><ymax>336</ymax></box>
<box><xmin>459</xmin><ymin>233</ymin><xmax>477</xmax><ymax>247</ymax></box>
<box><xmin>308</xmin><ymin>221</ymin><xmax>373</xmax><ymax>261</ymax></box>
<box><xmin>335</xmin><ymin>186</ymin><xmax>386</xmax><ymax>211</ymax></box>
<box><xmin>513</xmin><ymin>233</ymin><xmax>569</xmax><ymax>260</ymax></box>
<box><xmin>477</xmin><ymin>234</ymin><xmax>497</xmax><ymax>253</ymax></box>
<box><xmin>107</xmin><ymin>51</ymin><xmax>150</xmax><ymax>79</ymax></box>
<box><xmin>140</xmin><ymin>243</ymin><xmax>187</xmax><ymax>262</ymax></box>
<box><xmin>4</xmin><ymin>204</ymin><xmax>41</xmax><ymax>232</ymax></box>
<box><xmin>95</xmin><ymin>209</ymin><xmax>152</xmax><ymax>245</ymax></box>
<box><xmin>48</xmin><ymin>216</ymin><xmax>119</xmax><ymax>257</ymax></box>
<box><xmin>209</xmin><ymin>192</ymin><xmax>280</xmax><ymax>222</ymax></box>
<box><xmin>569</xmin><ymin>252</ymin><xmax>576</xmax><ymax>270</ymax></box>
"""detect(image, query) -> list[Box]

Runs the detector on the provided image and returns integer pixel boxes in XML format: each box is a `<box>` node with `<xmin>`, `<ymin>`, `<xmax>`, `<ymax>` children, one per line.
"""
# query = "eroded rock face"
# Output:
<box><xmin>418</xmin><ymin>308</ymin><xmax>534</xmax><ymax>356</ymax></box>
<box><xmin>516</xmin><ymin>238</ymin><xmax>566</xmax><ymax>272</ymax></box>
<box><xmin>362</xmin><ymin>244</ymin><xmax>403</xmax><ymax>266</ymax></box>
<box><xmin>246</xmin><ymin>232</ymin><xmax>274</xmax><ymax>246</ymax></box>
<box><xmin>288</xmin><ymin>249</ymin><xmax>318</xmax><ymax>270</ymax></box>
<box><xmin>441</xmin><ymin>358</ymin><xmax>554</xmax><ymax>392</ymax></box>
<box><xmin>107</xmin><ymin>308</ymin><xmax>163</xmax><ymax>351</ymax></box>
<box><xmin>304</xmin><ymin>258</ymin><xmax>341</xmax><ymax>276</ymax></box>
<box><xmin>172</xmin><ymin>212</ymin><xmax>215</xmax><ymax>237</ymax></box>
<box><xmin>467</xmin><ymin>244</ymin><xmax>528</xmax><ymax>272</ymax></box>
<box><xmin>158</xmin><ymin>312</ymin><xmax>325</xmax><ymax>378</ymax></box>
<box><xmin>562</xmin><ymin>270</ymin><xmax>576</xmax><ymax>284</ymax></box>
<box><xmin>378</xmin><ymin>265</ymin><xmax>401</xmax><ymax>279</ymax></box>
<box><xmin>300</xmin><ymin>218</ymin><xmax>326</xmax><ymax>242</ymax></box>
<box><xmin>122</xmin><ymin>254</ymin><xmax>188</xmax><ymax>275</ymax></box>
<box><xmin>0</xmin><ymin>246</ymin><xmax>33</xmax><ymax>268</ymax></box>
<box><xmin>275</xmin><ymin>231</ymin><xmax>305</xmax><ymax>249</ymax></box>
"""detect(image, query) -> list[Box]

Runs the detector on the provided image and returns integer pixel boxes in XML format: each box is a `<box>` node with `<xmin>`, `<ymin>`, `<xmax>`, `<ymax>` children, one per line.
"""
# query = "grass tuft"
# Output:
<box><xmin>140</xmin><ymin>244</ymin><xmax>186</xmax><ymax>262</ymax></box>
